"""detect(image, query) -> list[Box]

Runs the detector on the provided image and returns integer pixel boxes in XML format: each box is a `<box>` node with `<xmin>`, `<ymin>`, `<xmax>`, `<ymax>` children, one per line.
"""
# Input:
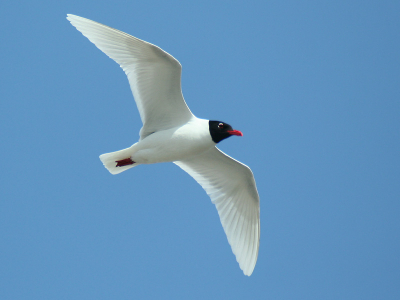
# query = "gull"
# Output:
<box><xmin>67</xmin><ymin>14</ymin><xmax>260</xmax><ymax>275</ymax></box>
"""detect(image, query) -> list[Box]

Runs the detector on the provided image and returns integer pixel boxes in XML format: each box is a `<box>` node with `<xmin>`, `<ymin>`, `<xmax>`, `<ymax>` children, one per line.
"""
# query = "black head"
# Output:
<box><xmin>209</xmin><ymin>120</ymin><xmax>243</xmax><ymax>143</ymax></box>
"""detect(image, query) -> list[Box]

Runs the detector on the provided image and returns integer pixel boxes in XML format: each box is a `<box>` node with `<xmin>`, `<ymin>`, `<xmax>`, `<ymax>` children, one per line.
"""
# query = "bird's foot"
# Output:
<box><xmin>115</xmin><ymin>158</ymin><xmax>135</xmax><ymax>167</ymax></box>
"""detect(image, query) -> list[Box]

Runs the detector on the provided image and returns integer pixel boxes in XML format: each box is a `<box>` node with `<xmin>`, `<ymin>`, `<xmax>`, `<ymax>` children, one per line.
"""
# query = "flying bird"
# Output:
<box><xmin>67</xmin><ymin>14</ymin><xmax>260</xmax><ymax>276</ymax></box>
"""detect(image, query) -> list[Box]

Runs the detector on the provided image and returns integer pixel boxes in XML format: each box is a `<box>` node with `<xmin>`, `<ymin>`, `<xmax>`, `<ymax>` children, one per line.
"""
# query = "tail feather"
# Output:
<box><xmin>99</xmin><ymin>145</ymin><xmax>140</xmax><ymax>175</ymax></box>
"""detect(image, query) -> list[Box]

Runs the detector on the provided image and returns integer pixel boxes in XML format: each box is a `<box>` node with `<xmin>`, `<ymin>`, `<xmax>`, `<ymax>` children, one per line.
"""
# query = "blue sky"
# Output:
<box><xmin>1</xmin><ymin>0</ymin><xmax>399</xmax><ymax>299</ymax></box>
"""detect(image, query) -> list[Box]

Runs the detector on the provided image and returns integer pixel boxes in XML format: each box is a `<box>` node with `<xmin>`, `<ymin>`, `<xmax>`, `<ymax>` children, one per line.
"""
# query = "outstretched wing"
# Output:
<box><xmin>174</xmin><ymin>147</ymin><xmax>260</xmax><ymax>276</ymax></box>
<box><xmin>67</xmin><ymin>15</ymin><xmax>193</xmax><ymax>139</ymax></box>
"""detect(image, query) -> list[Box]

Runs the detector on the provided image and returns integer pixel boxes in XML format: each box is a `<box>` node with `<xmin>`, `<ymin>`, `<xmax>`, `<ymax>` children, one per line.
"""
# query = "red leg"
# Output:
<box><xmin>115</xmin><ymin>158</ymin><xmax>135</xmax><ymax>167</ymax></box>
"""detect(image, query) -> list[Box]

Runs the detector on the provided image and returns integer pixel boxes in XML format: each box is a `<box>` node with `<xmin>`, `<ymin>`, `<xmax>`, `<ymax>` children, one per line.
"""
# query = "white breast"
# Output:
<box><xmin>131</xmin><ymin>118</ymin><xmax>214</xmax><ymax>164</ymax></box>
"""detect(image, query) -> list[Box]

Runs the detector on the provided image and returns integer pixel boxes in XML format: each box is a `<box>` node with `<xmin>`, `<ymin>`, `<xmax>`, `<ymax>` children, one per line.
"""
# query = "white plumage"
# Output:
<box><xmin>67</xmin><ymin>14</ymin><xmax>260</xmax><ymax>276</ymax></box>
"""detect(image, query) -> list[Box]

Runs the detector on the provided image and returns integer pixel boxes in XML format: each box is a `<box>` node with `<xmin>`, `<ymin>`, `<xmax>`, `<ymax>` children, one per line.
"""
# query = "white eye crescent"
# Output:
<box><xmin>218</xmin><ymin>123</ymin><xmax>224</xmax><ymax>128</ymax></box>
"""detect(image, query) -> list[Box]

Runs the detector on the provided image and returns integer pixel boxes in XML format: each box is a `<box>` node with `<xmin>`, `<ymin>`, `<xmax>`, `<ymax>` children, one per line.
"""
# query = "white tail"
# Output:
<box><xmin>99</xmin><ymin>145</ymin><xmax>140</xmax><ymax>175</ymax></box>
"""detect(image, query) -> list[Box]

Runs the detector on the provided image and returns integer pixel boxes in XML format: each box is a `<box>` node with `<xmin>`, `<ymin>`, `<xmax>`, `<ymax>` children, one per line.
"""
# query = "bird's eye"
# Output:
<box><xmin>218</xmin><ymin>123</ymin><xmax>224</xmax><ymax>128</ymax></box>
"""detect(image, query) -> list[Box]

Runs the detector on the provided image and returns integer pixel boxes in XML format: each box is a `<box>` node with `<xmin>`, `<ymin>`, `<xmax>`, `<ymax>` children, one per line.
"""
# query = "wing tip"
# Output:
<box><xmin>66</xmin><ymin>14</ymin><xmax>78</xmax><ymax>21</ymax></box>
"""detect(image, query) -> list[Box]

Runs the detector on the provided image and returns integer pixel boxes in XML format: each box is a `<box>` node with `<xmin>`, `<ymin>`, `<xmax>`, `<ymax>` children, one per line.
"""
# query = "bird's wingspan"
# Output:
<box><xmin>67</xmin><ymin>14</ymin><xmax>194</xmax><ymax>139</ymax></box>
<box><xmin>174</xmin><ymin>147</ymin><xmax>260</xmax><ymax>276</ymax></box>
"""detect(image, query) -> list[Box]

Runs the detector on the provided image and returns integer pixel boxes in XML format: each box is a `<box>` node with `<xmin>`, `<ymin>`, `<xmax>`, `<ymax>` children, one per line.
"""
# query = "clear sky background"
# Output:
<box><xmin>1</xmin><ymin>1</ymin><xmax>399</xmax><ymax>299</ymax></box>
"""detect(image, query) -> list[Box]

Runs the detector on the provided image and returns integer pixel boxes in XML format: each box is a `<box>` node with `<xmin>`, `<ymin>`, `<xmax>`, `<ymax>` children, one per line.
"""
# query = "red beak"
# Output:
<box><xmin>227</xmin><ymin>130</ymin><xmax>243</xmax><ymax>137</ymax></box>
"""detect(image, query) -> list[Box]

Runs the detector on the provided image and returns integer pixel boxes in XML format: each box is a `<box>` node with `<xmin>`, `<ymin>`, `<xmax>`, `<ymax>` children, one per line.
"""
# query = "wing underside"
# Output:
<box><xmin>67</xmin><ymin>14</ymin><xmax>193</xmax><ymax>139</ymax></box>
<box><xmin>174</xmin><ymin>147</ymin><xmax>260</xmax><ymax>275</ymax></box>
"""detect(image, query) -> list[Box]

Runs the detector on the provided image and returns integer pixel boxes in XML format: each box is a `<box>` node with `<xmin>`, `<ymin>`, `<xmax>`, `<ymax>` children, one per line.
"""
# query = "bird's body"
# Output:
<box><xmin>67</xmin><ymin>14</ymin><xmax>260</xmax><ymax>276</ymax></box>
<box><xmin>101</xmin><ymin>118</ymin><xmax>213</xmax><ymax>172</ymax></box>
<box><xmin>129</xmin><ymin>118</ymin><xmax>213</xmax><ymax>164</ymax></box>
